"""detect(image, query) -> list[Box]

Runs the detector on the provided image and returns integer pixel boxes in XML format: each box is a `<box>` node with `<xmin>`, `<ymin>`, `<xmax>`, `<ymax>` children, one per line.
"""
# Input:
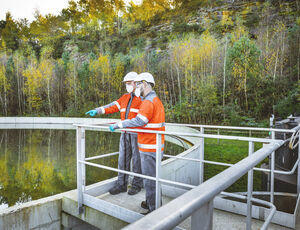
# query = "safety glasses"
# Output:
<box><xmin>135</xmin><ymin>81</ymin><xmax>146</xmax><ymax>86</ymax></box>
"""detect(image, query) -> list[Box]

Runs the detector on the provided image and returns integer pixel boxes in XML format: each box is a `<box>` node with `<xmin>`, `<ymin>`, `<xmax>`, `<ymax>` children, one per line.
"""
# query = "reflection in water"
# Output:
<box><xmin>0</xmin><ymin>129</ymin><xmax>184</xmax><ymax>209</ymax></box>
<box><xmin>0</xmin><ymin>129</ymin><xmax>120</xmax><ymax>209</ymax></box>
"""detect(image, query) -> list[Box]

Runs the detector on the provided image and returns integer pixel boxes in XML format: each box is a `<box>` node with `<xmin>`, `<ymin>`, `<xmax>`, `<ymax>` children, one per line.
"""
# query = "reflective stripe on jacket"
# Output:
<box><xmin>101</xmin><ymin>93</ymin><xmax>141</xmax><ymax>120</ymax></box>
<box><xmin>136</xmin><ymin>92</ymin><xmax>165</xmax><ymax>153</ymax></box>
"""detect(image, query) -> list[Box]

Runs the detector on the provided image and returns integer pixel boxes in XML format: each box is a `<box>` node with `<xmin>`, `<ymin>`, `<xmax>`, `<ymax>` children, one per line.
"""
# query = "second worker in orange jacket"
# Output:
<box><xmin>110</xmin><ymin>72</ymin><xmax>165</xmax><ymax>214</ymax></box>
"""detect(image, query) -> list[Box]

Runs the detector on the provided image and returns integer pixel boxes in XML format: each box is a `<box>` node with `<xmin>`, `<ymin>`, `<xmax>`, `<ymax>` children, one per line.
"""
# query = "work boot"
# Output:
<box><xmin>141</xmin><ymin>200</ymin><xmax>149</xmax><ymax>210</ymax></box>
<box><xmin>140</xmin><ymin>210</ymin><xmax>152</xmax><ymax>215</ymax></box>
<box><xmin>128</xmin><ymin>186</ymin><xmax>141</xmax><ymax>195</ymax></box>
<box><xmin>109</xmin><ymin>185</ymin><xmax>127</xmax><ymax>195</ymax></box>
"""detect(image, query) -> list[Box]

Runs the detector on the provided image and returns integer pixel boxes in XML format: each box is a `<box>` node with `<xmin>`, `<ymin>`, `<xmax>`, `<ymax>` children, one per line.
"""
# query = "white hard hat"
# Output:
<box><xmin>136</xmin><ymin>72</ymin><xmax>155</xmax><ymax>86</ymax></box>
<box><xmin>123</xmin><ymin>72</ymin><xmax>138</xmax><ymax>82</ymax></box>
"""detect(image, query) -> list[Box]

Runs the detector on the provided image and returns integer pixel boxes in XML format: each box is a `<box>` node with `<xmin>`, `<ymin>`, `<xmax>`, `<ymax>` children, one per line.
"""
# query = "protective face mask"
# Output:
<box><xmin>126</xmin><ymin>84</ymin><xmax>134</xmax><ymax>93</ymax></box>
<box><xmin>135</xmin><ymin>85</ymin><xmax>142</xmax><ymax>97</ymax></box>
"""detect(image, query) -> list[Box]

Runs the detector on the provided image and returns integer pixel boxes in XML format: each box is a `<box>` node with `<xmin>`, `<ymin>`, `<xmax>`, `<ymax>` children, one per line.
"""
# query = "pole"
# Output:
<box><xmin>246</xmin><ymin>141</ymin><xmax>254</xmax><ymax>230</ymax></box>
<box><xmin>155</xmin><ymin>133</ymin><xmax>162</xmax><ymax>209</ymax></box>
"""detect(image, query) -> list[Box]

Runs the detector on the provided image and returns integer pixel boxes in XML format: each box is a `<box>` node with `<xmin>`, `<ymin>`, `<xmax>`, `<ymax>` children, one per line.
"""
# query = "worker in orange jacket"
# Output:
<box><xmin>110</xmin><ymin>72</ymin><xmax>165</xmax><ymax>214</ymax></box>
<box><xmin>86</xmin><ymin>72</ymin><xmax>143</xmax><ymax>195</ymax></box>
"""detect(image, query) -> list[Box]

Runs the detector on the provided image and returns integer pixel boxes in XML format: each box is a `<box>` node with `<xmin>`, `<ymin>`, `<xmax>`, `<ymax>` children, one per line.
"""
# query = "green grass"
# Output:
<box><xmin>204</xmin><ymin>138</ymin><xmax>266</xmax><ymax>192</ymax></box>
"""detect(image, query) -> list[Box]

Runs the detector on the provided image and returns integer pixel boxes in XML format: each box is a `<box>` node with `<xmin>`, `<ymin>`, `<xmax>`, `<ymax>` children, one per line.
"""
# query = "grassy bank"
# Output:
<box><xmin>204</xmin><ymin>138</ymin><xmax>265</xmax><ymax>192</ymax></box>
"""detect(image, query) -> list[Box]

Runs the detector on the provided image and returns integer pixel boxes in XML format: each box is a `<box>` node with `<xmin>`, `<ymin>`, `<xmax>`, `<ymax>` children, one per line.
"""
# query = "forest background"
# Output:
<box><xmin>0</xmin><ymin>0</ymin><xmax>299</xmax><ymax>126</ymax></box>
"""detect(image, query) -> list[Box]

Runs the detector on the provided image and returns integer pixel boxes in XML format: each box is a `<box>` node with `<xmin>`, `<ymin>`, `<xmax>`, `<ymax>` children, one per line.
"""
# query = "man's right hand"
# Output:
<box><xmin>85</xmin><ymin>110</ymin><xmax>97</xmax><ymax>116</ymax></box>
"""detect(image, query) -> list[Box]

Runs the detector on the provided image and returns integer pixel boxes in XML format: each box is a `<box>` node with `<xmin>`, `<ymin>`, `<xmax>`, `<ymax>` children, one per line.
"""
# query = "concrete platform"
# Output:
<box><xmin>97</xmin><ymin>188</ymin><xmax>293</xmax><ymax>230</ymax></box>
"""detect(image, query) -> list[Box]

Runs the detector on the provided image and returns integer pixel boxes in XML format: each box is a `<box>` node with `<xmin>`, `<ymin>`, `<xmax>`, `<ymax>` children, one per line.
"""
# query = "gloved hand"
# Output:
<box><xmin>85</xmin><ymin>110</ymin><xmax>97</xmax><ymax>117</ymax></box>
<box><xmin>109</xmin><ymin>125</ymin><xmax>116</xmax><ymax>132</ymax></box>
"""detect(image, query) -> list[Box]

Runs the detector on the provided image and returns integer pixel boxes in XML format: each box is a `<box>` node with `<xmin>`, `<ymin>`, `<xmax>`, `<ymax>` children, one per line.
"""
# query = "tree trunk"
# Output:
<box><xmin>16</xmin><ymin>55</ymin><xmax>22</xmax><ymax>114</ymax></box>
<box><xmin>175</xmin><ymin>65</ymin><xmax>182</xmax><ymax>105</ymax></box>
<box><xmin>47</xmin><ymin>78</ymin><xmax>51</xmax><ymax>115</ymax></box>
<box><xmin>223</xmin><ymin>37</ymin><xmax>228</xmax><ymax>121</ymax></box>
<box><xmin>244</xmin><ymin>66</ymin><xmax>248</xmax><ymax>112</ymax></box>
<box><xmin>73</xmin><ymin>61</ymin><xmax>77</xmax><ymax>110</ymax></box>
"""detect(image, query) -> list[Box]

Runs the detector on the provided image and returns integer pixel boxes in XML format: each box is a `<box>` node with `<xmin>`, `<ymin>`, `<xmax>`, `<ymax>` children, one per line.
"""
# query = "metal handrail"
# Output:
<box><xmin>166</xmin><ymin>122</ymin><xmax>296</xmax><ymax>133</ymax></box>
<box><xmin>123</xmin><ymin>141</ymin><xmax>283</xmax><ymax>230</ymax></box>
<box><xmin>75</xmin><ymin>123</ymin><xmax>297</xmax><ymax>230</ymax></box>
<box><xmin>220</xmin><ymin>192</ymin><xmax>276</xmax><ymax>230</ymax></box>
<box><xmin>74</xmin><ymin>124</ymin><xmax>279</xmax><ymax>143</ymax></box>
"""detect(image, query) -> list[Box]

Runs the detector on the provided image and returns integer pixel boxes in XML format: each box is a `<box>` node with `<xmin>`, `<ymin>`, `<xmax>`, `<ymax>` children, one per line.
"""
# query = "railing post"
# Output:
<box><xmin>199</xmin><ymin>126</ymin><xmax>204</xmax><ymax>184</ymax></box>
<box><xmin>155</xmin><ymin>133</ymin><xmax>162</xmax><ymax>209</ymax></box>
<box><xmin>77</xmin><ymin>126</ymin><xmax>86</xmax><ymax>214</ymax></box>
<box><xmin>298</xmin><ymin>134</ymin><xmax>300</xmax><ymax>194</ymax></box>
<box><xmin>217</xmin><ymin>128</ymin><xmax>220</xmax><ymax>144</ymax></box>
<box><xmin>246</xmin><ymin>141</ymin><xmax>254</xmax><ymax>230</ymax></box>
<box><xmin>191</xmin><ymin>199</ymin><xmax>213</xmax><ymax>230</ymax></box>
<box><xmin>270</xmin><ymin>130</ymin><xmax>275</xmax><ymax>203</ymax></box>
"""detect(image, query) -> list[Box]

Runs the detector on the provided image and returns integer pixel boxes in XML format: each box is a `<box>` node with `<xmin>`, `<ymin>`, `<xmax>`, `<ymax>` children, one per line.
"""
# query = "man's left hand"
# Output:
<box><xmin>109</xmin><ymin>125</ymin><xmax>116</xmax><ymax>132</ymax></box>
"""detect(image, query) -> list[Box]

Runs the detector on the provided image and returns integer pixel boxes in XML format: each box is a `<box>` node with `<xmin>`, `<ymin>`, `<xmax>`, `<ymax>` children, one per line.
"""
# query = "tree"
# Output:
<box><xmin>89</xmin><ymin>53</ymin><xmax>111</xmax><ymax>104</ymax></box>
<box><xmin>0</xmin><ymin>13</ymin><xmax>19</xmax><ymax>52</ymax></box>
<box><xmin>39</xmin><ymin>46</ymin><xmax>55</xmax><ymax>115</ymax></box>
<box><xmin>227</xmin><ymin>36</ymin><xmax>261</xmax><ymax>112</ymax></box>
<box><xmin>0</xmin><ymin>64</ymin><xmax>10</xmax><ymax>115</ymax></box>
<box><xmin>23</xmin><ymin>56</ymin><xmax>43</xmax><ymax>113</ymax></box>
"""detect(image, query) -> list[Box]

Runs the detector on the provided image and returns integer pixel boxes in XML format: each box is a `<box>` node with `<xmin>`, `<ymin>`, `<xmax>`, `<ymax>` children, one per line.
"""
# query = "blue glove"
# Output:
<box><xmin>85</xmin><ymin>110</ymin><xmax>97</xmax><ymax>117</ymax></box>
<box><xmin>109</xmin><ymin>125</ymin><xmax>116</xmax><ymax>132</ymax></box>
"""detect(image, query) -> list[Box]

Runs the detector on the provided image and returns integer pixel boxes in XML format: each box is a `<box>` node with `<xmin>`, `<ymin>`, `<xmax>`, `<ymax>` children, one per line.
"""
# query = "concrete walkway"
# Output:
<box><xmin>98</xmin><ymin>189</ymin><xmax>292</xmax><ymax>230</ymax></box>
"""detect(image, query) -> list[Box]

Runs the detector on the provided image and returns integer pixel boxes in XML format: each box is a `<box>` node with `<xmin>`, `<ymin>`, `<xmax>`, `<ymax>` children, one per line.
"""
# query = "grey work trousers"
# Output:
<box><xmin>117</xmin><ymin>133</ymin><xmax>143</xmax><ymax>188</ymax></box>
<box><xmin>140</xmin><ymin>152</ymin><xmax>163</xmax><ymax>212</ymax></box>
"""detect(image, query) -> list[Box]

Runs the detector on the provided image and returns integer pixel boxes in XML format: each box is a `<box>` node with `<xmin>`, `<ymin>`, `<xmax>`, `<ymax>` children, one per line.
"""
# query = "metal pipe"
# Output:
<box><xmin>78</xmin><ymin>160</ymin><xmax>196</xmax><ymax>189</ymax></box>
<box><xmin>221</xmin><ymin>192</ymin><xmax>276</xmax><ymax>230</ymax></box>
<box><xmin>235</xmin><ymin>191</ymin><xmax>297</xmax><ymax>197</ymax></box>
<box><xmin>199</xmin><ymin>127</ymin><xmax>204</xmax><ymax>184</ymax></box>
<box><xmin>123</xmin><ymin>141</ymin><xmax>283</xmax><ymax>230</ymax></box>
<box><xmin>246</xmin><ymin>141</ymin><xmax>254</xmax><ymax>230</ymax></box>
<box><xmin>156</xmin><ymin>134</ymin><xmax>162</xmax><ymax>209</ymax></box>
<box><xmin>74</xmin><ymin>124</ymin><xmax>280</xmax><ymax>143</ymax></box>
<box><xmin>163</xmin><ymin>151</ymin><xmax>300</xmax><ymax>175</ymax></box>
<box><xmin>271</xmin><ymin>131</ymin><xmax>275</xmax><ymax>203</ymax></box>
<box><xmin>76</xmin><ymin>127</ymin><xmax>85</xmax><ymax>215</ymax></box>
<box><xmin>85</xmin><ymin>151</ymin><xmax>119</xmax><ymax>161</ymax></box>
<box><xmin>165</xmin><ymin>123</ymin><xmax>295</xmax><ymax>133</ymax></box>
<box><xmin>298</xmin><ymin>137</ymin><xmax>300</xmax><ymax>193</ymax></box>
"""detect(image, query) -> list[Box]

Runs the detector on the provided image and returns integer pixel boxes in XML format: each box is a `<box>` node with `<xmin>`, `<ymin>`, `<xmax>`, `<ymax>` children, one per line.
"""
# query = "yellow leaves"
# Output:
<box><xmin>0</xmin><ymin>64</ymin><xmax>10</xmax><ymax>93</ymax></box>
<box><xmin>170</xmin><ymin>32</ymin><xmax>217</xmax><ymax>76</ymax></box>
<box><xmin>297</xmin><ymin>17</ymin><xmax>300</xmax><ymax>26</ymax></box>
<box><xmin>89</xmin><ymin>53</ymin><xmax>112</xmax><ymax>101</ymax></box>
<box><xmin>112</xmin><ymin>61</ymin><xmax>125</xmax><ymax>92</ymax></box>
<box><xmin>230</xmin><ymin>18</ymin><xmax>248</xmax><ymax>43</ymax></box>
<box><xmin>126</xmin><ymin>0</ymin><xmax>171</xmax><ymax>25</ymax></box>
<box><xmin>130</xmin><ymin>51</ymin><xmax>147</xmax><ymax>73</ymax></box>
<box><xmin>23</xmin><ymin>58</ymin><xmax>54</xmax><ymax>111</ymax></box>
<box><xmin>23</xmin><ymin>66</ymin><xmax>43</xmax><ymax>110</ymax></box>
<box><xmin>15</xmin><ymin>153</ymin><xmax>55</xmax><ymax>192</ymax></box>
<box><xmin>0</xmin><ymin>159</ymin><xmax>9</xmax><ymax>188</ymax></box>
<box><xmin>221</xmin><ymin>11</ymin><xmax>233</xmax><ymax>27</ymax></box>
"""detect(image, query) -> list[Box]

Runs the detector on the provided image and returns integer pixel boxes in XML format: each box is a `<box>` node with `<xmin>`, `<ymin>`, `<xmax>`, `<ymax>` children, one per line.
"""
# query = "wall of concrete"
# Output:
<box><xmin>0</xmin><ymin>192</ymin><xmax>63</xmax><ymax>230</ymax></box>
<box><xmin>162</xmin><ymin>125</ymin><xmax>201</xmax><ymax>186</ymax></box>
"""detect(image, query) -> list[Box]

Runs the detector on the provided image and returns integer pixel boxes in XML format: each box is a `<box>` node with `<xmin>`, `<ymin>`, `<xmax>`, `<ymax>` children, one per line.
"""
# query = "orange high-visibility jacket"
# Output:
<box><xmin>120</xmin><ymin>91</ymin><xmax>165</xmax><ymax>153</ymax></box>
<box><xmin>97</xmin><ymin>93</ymin><xmax>141</xmax><ymax>120</ymax></box>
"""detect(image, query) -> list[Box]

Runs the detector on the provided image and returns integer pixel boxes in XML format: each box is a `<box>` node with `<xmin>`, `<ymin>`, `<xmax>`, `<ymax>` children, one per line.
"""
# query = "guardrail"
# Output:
<box><xmin>75</xmin><ymin>123</ymin><xmax>299</xmax><ymax>230</ymax></box>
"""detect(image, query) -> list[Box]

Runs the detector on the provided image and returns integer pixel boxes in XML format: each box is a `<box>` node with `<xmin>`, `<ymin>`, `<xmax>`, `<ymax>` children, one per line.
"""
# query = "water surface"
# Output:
<box><xmin>0</xmin><ymin>128</ymin><xmax>183</xmax><ymax>210</ymax></box>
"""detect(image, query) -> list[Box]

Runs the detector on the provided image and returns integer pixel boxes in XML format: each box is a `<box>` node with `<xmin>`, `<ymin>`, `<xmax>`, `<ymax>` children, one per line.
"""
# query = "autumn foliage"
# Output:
<box><xmin>0</xmin><ymin>1</ymin><xmax>299</xmax><ymax>124</ymax></box>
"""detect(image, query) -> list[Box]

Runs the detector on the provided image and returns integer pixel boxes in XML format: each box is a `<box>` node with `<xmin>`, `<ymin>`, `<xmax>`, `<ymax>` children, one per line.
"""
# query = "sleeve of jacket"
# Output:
<box><xmin>95</xmin><ymin>95</ymin><xmax>123</xmax><ymax>114</ymax></box>
<box><xmin>120</xmin><ymin>100</ymin><xmax>153</xmax><ymax>128</ymax></box>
